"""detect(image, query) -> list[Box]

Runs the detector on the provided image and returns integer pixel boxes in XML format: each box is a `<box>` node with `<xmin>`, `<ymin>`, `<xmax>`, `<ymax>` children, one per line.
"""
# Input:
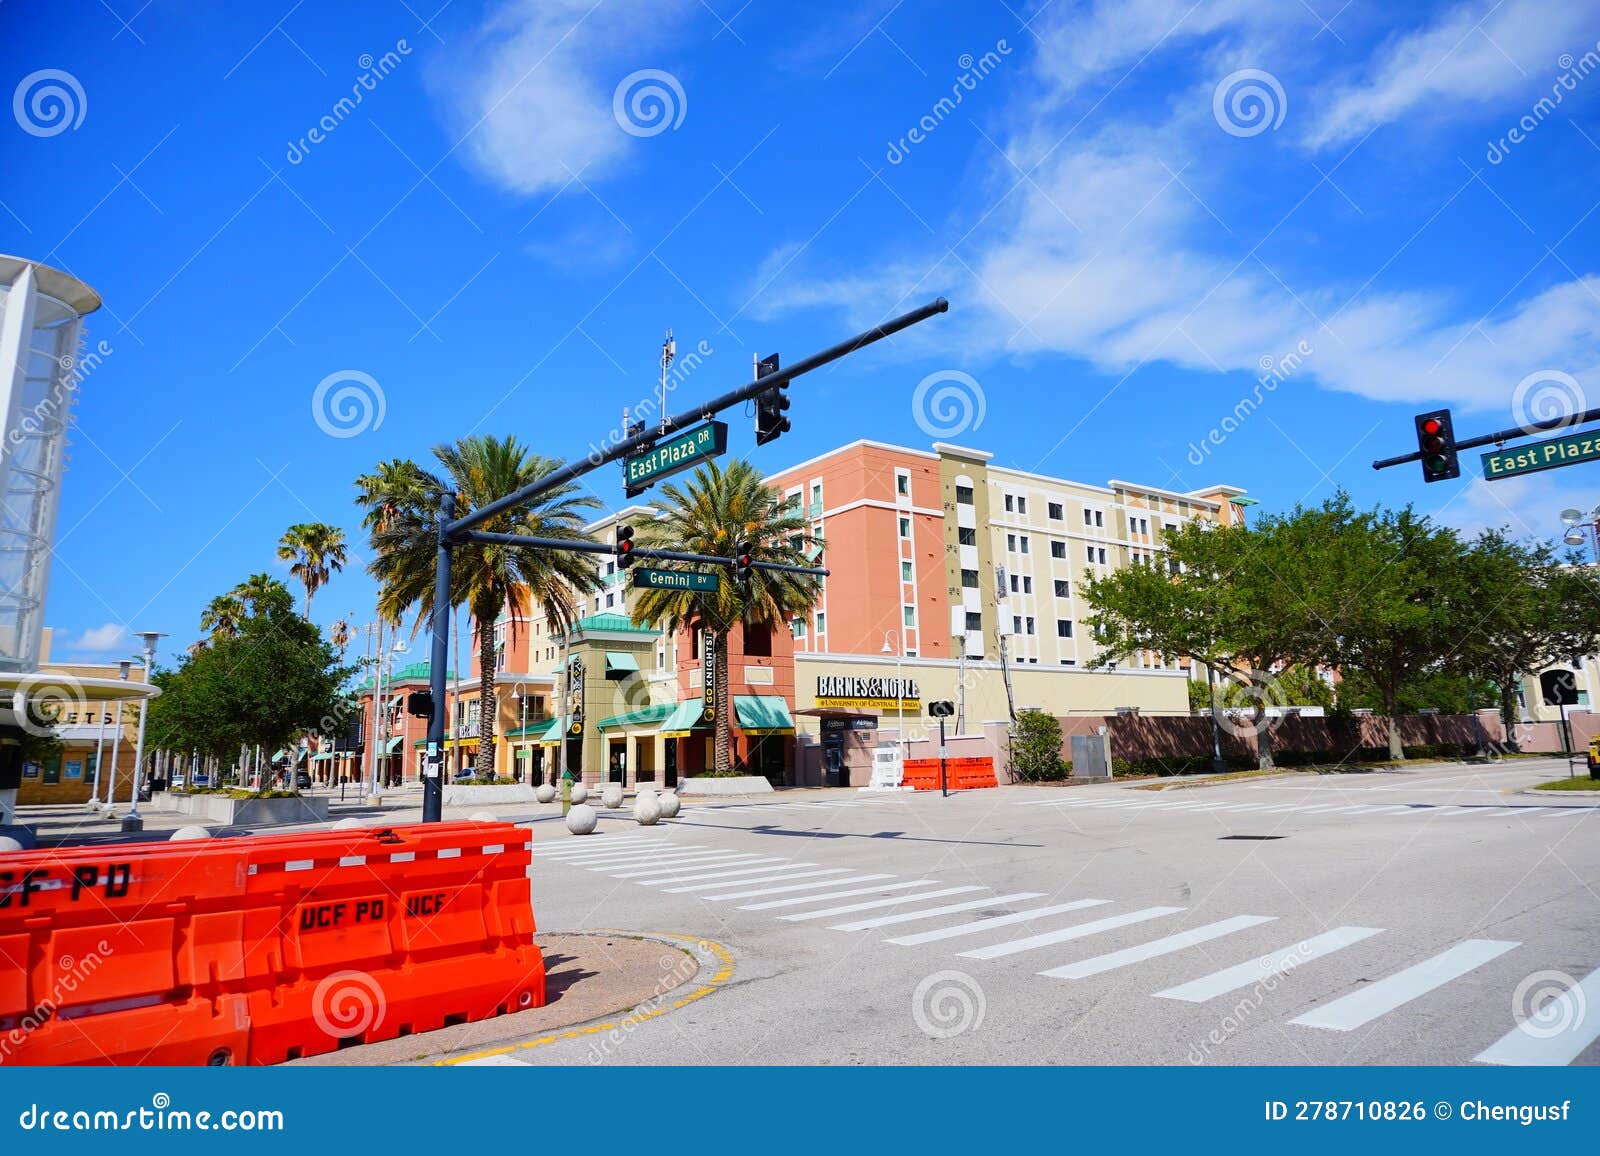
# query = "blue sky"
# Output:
<box><xmin>3</xmin><ymin>0</ymin><xmax>1599</xmax><ymax>668</ymax></box>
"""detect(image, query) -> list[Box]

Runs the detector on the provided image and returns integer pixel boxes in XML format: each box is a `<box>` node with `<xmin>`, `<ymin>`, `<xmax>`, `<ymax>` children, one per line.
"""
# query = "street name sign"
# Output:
<box><xmin>1482</xmin><ymin>430</ymin><xmax>1600</xmax><ymax>480</ymax></box>
<box><xmin>624</xmin><ymin>420</ymin><xmax>727</xmax><ymax>494</ymax></box>
<box><xmin>632</xmin><ymin>568</ymin><xmax>720</xmax><ymax>593</ymax></box>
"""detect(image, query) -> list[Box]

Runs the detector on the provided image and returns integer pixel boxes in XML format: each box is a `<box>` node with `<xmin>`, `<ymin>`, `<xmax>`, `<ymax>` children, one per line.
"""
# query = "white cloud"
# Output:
<box><xmin>66</xmin><ymin>623</ymin><xmax>131</xmax><ymax>654</ymax></box>
<box><xmin>430</xmin><ymin>0</ymin><xmax>693</xmax><ymax>196</ymax></box>
<box><xmin>1307</xmin><ymin>0</ymin><xmax>1600</xmax><ymax>149</ymax></box>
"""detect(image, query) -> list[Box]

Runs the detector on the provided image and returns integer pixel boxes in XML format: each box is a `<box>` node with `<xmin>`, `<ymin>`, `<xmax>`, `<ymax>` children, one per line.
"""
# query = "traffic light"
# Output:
<box><xmin>733</xmin><ymin>539</ymin><xmax>753</xmax><ymax>583</ymax></box>
<box><xmin>754</xmin><ymin>353</ymin><xmax>790</xmax><ymax>446</ymax></box>
<box><xmin>615</xmin><ymin>523</ymin><xmax>636</xmax><ymax>568</ymax></box>
<box><xmin>1414</xmin><ymin>409</ymin><xmax>1460</xmax><ymax>483</ymax></box>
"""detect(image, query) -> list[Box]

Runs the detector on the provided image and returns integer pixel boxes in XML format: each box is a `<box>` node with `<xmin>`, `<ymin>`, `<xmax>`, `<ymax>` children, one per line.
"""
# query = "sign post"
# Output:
<box><xmin>623</xmin><ymin>420</ymin><xmax>728</xmax><ymax>496</ymax></box>
<box><xmin>929</xmin><ymin>700</ymin><xmax>956</xmax><ymax>798</ymax></box>
<box><xmin>1482</xmin><ymin>432</ymin><xmax>1600</xmax><ymax>481</ymax></box>
<box><xmin>633</xmin><ymin>568</ymin><xmax>721</xmax><ymax>593</ymax></box>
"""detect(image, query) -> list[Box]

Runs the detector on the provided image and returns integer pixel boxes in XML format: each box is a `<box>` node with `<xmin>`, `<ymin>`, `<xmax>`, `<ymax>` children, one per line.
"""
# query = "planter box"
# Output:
<box><xmin>442</xmin><ymin>784</ymin><xmax>539</xmax><ymax>807</ymax></box>
<box><xmin>678</xmin><ymin>776</ymin><xmax>775</xmax><ymax>797</ymax></box>
<box><xmin>169</xmin><ymin>793</ymin><xmax>330</xmax><ymax>827</ymax></box>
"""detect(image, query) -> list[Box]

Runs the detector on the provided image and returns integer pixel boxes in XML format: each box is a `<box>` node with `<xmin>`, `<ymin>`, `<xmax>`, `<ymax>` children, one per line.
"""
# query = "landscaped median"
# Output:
<box><xmin>1529</xmin><ymin>776</ymin><xmax>1600</xmax><ymax>794</ymax></box>
<box><xmin>165</xmin><ymin>788</ymin><xmax>329</xmax><ymax>826</ymax></box>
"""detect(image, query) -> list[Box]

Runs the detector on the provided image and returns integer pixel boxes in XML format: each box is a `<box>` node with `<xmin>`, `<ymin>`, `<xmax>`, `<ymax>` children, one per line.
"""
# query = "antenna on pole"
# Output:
<box><xmin>659</xmin><ymin>329</ymin><xmax>676</xmax><ymax>434</ymax></box>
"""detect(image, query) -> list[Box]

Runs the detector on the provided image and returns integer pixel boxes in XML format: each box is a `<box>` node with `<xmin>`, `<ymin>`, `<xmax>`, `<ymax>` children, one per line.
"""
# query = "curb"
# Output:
<box><xmin>434</xmin><ymin>931</ymin><xmax>734</xmax><ymax>1065</ymax></box>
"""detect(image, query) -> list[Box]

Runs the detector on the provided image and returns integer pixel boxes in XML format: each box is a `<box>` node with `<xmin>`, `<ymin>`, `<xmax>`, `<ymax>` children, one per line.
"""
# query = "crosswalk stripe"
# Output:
<box><xmin>537</xmin><ymin>839</ymin><xmax>656</xmax><ymax>857</ymax></box>
<box><xmin>1429</xmin><ymin>807</ymin><xmax>1477</xmax><ymax>816</ymax></box>
<box><xmin>574</xmin><ymin>849</ymin><xmax>715</xmax><ymax>868</ymax></box>
<box><xmin>1474</xmin><ymin>808</ymin><xmax>1521</xmax><ymax>818</ymax></box>
<box><xmin>605</xmin><ymin>853</ymin><xmax>764</xmax><ymax>877</ymax></box>
<box><xmin>626</xmin><ymin>859</ymin><xmax>806</xmax><ymax>885</ymax></box>
<box><xmin>1041</xmin><ymin>914</ymin><xmax>1277</xmax><ymax>979</ymax></box>
<box><xmin>1289</xmin><ymin>939</ymin><xmax>1520</xmax><ymax>1031</ymax></box>
<box><xmin>1364</xmin><ymin>805</ymin><xmax>1420</xmax><ymax>815</ymax></box>
<box><xmin>885</xmin><ymin>900</ymin><xmax>1113</xmax><ymax>945</ymax></box>
<box><xmin>1541</xmin><ymin>808</ymin><xmax>1589</xmax><ymax>818</ymax></box>
<box><xmin>1508</xmin><ymin>808</ymin><xmax>1549</xmax><ymax>818</ymax></box>
<box><xmin>1153</xmin><ymin>926</ymin><xmax>1384</xmax><ymax>1003</ymax></box>
<box><xmin>958</xmin><ymin>906</ymin><xmax>1185</xmax><ymax>961</ymax></box>
<box><xmin>1255</xmin><ymin>805</ymin><xmax>1312</xmax><ymax>814</ymax></box>
<box><xmin>1211</xmin><ymin>804</ymin><xmax>1275</xmax><ymax>812</ymax></box>
<box><xmin>1474</xmin><ymin>966</ymin><xmax>1600</xmax><ymax>1065</ymax></box>
<box><xmin>745</xmin><ymin>881</ymin><xmax>960</xmax><ymax>913</ymax></box>
<box><xmin>663</xmin><ymin>868</ymin><xmax>852</xmax><ymax>894</ymax></box>
<box><xmin>828</xmin><ymin>891</ymin><xmax>1046</xmax><ymax>932</ymax></box>
<box><xmin>541</xmin><ymin>844</ymin><xmax>695</xmax><ymax>863</ymax></box>
<box><xmin>1299</xmin><ymin>804</ymin><xmax>1358</xmax><ymax>813</ymax></box>
<box><xmin>698</xmin><ymin>874</ymin><xmax>897</xmax><ymax>901</ymax></box>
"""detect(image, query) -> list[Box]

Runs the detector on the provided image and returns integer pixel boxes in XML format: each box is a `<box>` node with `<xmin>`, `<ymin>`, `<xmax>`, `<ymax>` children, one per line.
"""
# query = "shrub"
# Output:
<box><xmin>1010</xmin><ymin>712</ymin><xmax>1067</xmax><ymax>781</ymax></box>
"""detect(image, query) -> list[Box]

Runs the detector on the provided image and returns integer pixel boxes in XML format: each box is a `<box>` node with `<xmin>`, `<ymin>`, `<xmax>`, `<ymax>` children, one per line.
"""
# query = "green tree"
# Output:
<box><xmin>232</xmin><ymin>573</ymin><xmax>296</xmax><ymax>615</ymax></box>
<box><xmin>630</xmin><ymin>460</ymin><xmax>822</xmax><ymax>775</ymax></box>
<box><xmin>1009</xmin><ymin>709</ymin><xmax>1066</xmax><ymax>781</ymax></box>
<box><xmin>198</xmin><ymin>593</ymin><xmax>246</xmax><ymax>641</ymax></box>
<box><xmin>359</xmin><ymin>436</ymin><xmax>601</xmax><ymax>777</ymax></box>
<box><xmin>149</xmin><ymin>583</ymin><xmax>351</xmax><ymax>767</ymax></box>
<box><xmin>277</xmin><ymin>522</ymin><xmax>349</xmax><ymax>619</ymax></box>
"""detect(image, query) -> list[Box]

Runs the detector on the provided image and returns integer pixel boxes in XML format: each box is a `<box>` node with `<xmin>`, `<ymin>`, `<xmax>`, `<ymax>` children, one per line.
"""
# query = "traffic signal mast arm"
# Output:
<box><xmin>1372</xmin><ymin>404</ymin><xmax>1600</xmax><ymax>470</ymax></box>
<box><xmin>455</xmin><ymin>529</ymin><xmax>830</xmax><ymax>579</ymax></box>
<box><xmin>447</xmin><ymin>297</ymin><xmax>950</xmax><ymax>539</ymax></box>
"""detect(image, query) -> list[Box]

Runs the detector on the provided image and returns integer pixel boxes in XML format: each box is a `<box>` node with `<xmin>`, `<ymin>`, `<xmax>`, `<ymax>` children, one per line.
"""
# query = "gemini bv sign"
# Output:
<box><xmin>1482</xmin><ymin>431</ymin><xmax>1600</xmax><ymax>480</ymax></box>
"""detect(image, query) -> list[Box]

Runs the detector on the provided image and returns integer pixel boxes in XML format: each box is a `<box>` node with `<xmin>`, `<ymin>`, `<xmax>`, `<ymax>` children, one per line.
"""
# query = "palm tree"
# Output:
<box><xmin>277</xmin><ymin>522</ymin><xmax>349</xmax><ymax>619</ymax></box>
<box><xmin>360</xmin><ymin>435</ymin><xmax>602</xmax><ymax>778</ymax></box>
<box><xmin>199</xmin><ymin>594</ymin><xmax>246</xmax><ymax>640</ymax></box>
<box><xmin>231</xmin><ymin>573</ymin><xmax>295</xmax><ymax>615</ymax></box>
<box><xmin>329</xmin><ymin>616</ymin><xmax>352</xmax><ymax>658</ymax></box>
<box><xmin>631</xmin><ymin>459</ymin><xmax>822</xmax><ymax>775</ymax></box>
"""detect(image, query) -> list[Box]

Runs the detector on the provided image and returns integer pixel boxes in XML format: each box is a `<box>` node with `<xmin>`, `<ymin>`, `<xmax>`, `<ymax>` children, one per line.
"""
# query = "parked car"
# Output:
<box><xmin>293</xmin><ymin>770</ymin><xmax>313</xmax><ymax>790</ymax></box>
<box><xmin>191</xmin><ymin>771</ymin><xmax>211</xmax><ymax>789</ymax></box>
<box><xmin>169</xmin><ymin>773</ymin><xmax>186</xmax><ymax>791</ymax></box>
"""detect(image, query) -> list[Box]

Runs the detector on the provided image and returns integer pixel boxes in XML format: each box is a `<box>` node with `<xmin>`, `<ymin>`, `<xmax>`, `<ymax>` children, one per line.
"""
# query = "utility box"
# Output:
<box><xmin>865</xmin><ymin>743</ymin><xmax>906</xmax><ymax>791</ymax></box>
<box><xmin>1071</xmin><ymin>731</ymin><xmax>1112</xmax><ymax>780</ymax></box>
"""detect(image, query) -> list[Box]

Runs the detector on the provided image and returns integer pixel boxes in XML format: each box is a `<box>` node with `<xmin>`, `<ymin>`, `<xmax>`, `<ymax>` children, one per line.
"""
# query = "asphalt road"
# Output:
<box><xmin>434</xmin><ymin>758</ymin><xmax>1600</xmax><ymax>1066</ymax></box>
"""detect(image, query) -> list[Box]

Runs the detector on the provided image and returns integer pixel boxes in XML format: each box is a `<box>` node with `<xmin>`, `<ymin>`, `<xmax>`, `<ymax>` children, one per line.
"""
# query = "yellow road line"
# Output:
<box><xmin>436</xmin><ymin>932</ymin><xmax>734</xmax><ymax>1065</ymax></box>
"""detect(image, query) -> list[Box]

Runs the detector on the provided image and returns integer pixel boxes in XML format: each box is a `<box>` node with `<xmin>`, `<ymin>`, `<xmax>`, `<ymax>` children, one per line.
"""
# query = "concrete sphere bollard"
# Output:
<box><xmin>658</xmin><ymin>791</ymin><xmax>681</xmax><ymax>818</ymax></box>
<box><xmin>565</xmin><ymin>803</ymin><xmax>598</xmax><ymax>835</ymax></box>
<box><xmin>170</xmin><ymin>825</ymin><xmax>212</xmax><ymax>841</ymax></box>
<box><xmin>535</xmin><ymin>784</ymin><xmax>557</xmax><ymax>804</ymax></box>
<box><xmin>633</xmin><ymin>793</ymin><xmax>661</xmax><ymax>826</ymax></box>
<box><xmin>0</xmin><ymin>836</ymin><xmax>24</xmax><ymax>852</ymax></box>
<box><xmin>332</xmin><ymin>817</ymin><xmax>366</xmax><ymax>830</ymax></box>
<box><xmin>601</xmin><ymin>784</ymin><xmax>624</xmax><ymax>810</ymax></box>
<box><xmin>469</xmin><ymin>811</ymin><xmax>499</xmax><ymax>823</ymax></box>
<box><xmin>570</xmin><ymin>782</ymin><xmax>588</xmax><ymax>805</ymax></box>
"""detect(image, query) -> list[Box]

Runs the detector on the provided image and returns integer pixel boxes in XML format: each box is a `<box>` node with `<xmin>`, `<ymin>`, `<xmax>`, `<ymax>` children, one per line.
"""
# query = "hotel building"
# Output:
<box><xmin>353</xmin><ymin>439</ymin><xmax>1251</xmax><ymax>788</ymax></box>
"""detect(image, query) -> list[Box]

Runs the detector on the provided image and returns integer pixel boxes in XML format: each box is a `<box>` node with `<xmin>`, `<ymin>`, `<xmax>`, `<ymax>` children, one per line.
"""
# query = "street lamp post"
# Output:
<box><xmin>882</xmin><ymin>629</ymin><xmax>907</xmax><ymax>759</ymax></box>
<box><xmin>121</xmin><ymin>631</ymin><xmax>166</xmax><ymax>832</ymax></box>
<box><xmin>99</xmin><ymin>659</ymin><xmax>131</xmax><ymax>814</ymax></box>
<box><xmin>1206</xmin><ymin>662</ymin><xmax>1225</xmax><ymax>775</ymax></box>
<box><xmin>1560</xmin><ymin>507</ymin><xmax>1600</xmax><ymax>563</ymax></box>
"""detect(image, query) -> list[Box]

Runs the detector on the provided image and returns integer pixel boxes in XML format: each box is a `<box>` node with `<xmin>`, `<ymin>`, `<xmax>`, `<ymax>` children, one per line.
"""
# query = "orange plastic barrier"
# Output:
<box><xmin>0</xmin><ymin>822</ymin><xmax>543</xmax><ymax>1066</ymax></box>
<box><xmin>898</xmin><ymin>757</ymin><xmax>997</xmax><ymax>790</ymax></box>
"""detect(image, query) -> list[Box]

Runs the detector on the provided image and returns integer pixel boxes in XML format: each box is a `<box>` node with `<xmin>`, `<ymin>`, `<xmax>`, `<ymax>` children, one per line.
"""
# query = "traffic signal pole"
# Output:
<box><xmin>416</xmin><ymin>298</ymin><xmax>949</xmax><ymax>822</ymax></box>
<box><xmin>1372</xmin><ymin>405</ymin><xmax>1600</xmax><ymax>471</ymax></box>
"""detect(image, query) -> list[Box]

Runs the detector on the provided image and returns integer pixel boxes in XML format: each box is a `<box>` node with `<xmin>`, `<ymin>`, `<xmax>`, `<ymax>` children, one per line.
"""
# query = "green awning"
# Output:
<box><xmin>310</xmin><ymin>752</ymin><xmax>333</xmax><ymax>762</ymax></box>
<box><xmin>596</xmin><ymin>703</ymin><xmax>673</xmax><ymax>731</ymax></box>
<box><xmin>660</xmin><ymin>699</ymin><xmax>712</xmax><ymax>738</ymax></box>
<box><xmin>604</xmin><ymin>651</ymin><xmax>641</xmax><ymax>678</ymax></box>
<box><xmin>541</xmin><ymin>717</ymin><xmax>581</xmax><ymax>745</ymax></box>
<box><xmin>383</xmin><ymin>736</ymin><xmax>404</xmax><ymax>754</ymax></box>
<box><xmin>735</xmin><ymin>695</ymin><xmax>795</xmax><ymax>734</ymax></box>
<box><xmin>504</xmin><ymin>719</ymin><xmax>555</xmax><ymax>739</ymax></box>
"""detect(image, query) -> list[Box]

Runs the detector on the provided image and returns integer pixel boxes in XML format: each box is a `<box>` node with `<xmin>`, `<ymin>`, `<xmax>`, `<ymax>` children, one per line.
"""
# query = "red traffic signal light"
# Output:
<box><xmin>733</xmin><ymin>539</ymin><xmax>753</xmax><ymax>582</ymax></box>
<box><xmin>1413</xmin><ymin>409</ymin><xmax>1459</xmax><ymax>483</ymax></box>
<box><xmin>615</xmin><ymin>523</ymin><xmax>636</xmax><ymax>567</ymax></box>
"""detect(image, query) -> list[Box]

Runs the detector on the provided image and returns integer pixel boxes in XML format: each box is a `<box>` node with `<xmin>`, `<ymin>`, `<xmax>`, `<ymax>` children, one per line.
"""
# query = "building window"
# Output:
<box><xmin>815</xmin><ymin>612</ymin><xmax>826</xmax><ymax>634</ymax></box>
<box><xmin>1061</xmin><ymin>658</ymin><xmax>1076</xmax><ymax>666</ymax></box>
<box><xmin>1025</xmin><ymin>616</ymin><xmax>1036</xmax><ymax>635</ymax></box>
<box><xmin>1048</xmin><ymin>502</ymin><xmax>1064</xmax><ymax>520</ymax></box>
<box><xmin>1085</xmin><ymin>544</ymin><xmax>1095</xmax><ymax>563</ymax></box>
<box><xmin>955</xmin><ymin>485</ymin><xmax>974</xmax><ymax>505</ymax></box>
<box><xmin>965</xmin><ymin>611</ymin><xmax>983</xmax><ymax>631</ymax></box>
<box><xmin>811</xmin><ymin>483</ymin><xmax>822</xmax><ymax>507</ymax></box>
<box><xmin>1139</xmin><ymin>517</ymin><xmax>1149</xmax><ymax>534</ymax></box>
<box><xmin>903</xmin><ymin>605</ymin><xmax>916</xmax><ymax>627</ymax></box>
<box><xmin>1017</xmin><ymin>496</ymin><xmax>1028</xmax><ymax>514</ymax></box>
<box><xmin>1055</xmin><ymin>579</ymin><xmax>1070</xmax><ymax>598</ymax></box>
<box><xmin>1057</xmin><ymin>619</ymin><xmax>1074</xmax><ymax>638</ymax></box>
<box><xmin>1004</xmin><ymin>494</ymin><xmax>1015</xmax><ymax>513</ymax></box>
<box><xmin>1009</xmin><ymin>574</ymin><xmax>1019</xmax><ymax>593</ymax></box>
<box><xmin>1098</xmin><ymin>547</ymin><xmax>1107</xmax><ymax>564</ymax></box>
<box><xmin>1051</xmin><ymin>540</ymin><xmax>1066</xmax><ymax>559</ymax></box>
<box><xmin>1022</xmin><ymin>576</ymin><xmax>1033</xmax><ymax>594</ymax></box>
<box><xmin>791</xmin><ymin>618</ymin><xmax>807</xmax><ymax>639</ymax></box>
<box><xmin>1019</xmin><ymin>535</ymin><xmax>1030</xmax><ymax>554</ymax></box>
<box><xmin>897</xmin><ymin>473</ymin><xmax>910</xmax><ymax>495</ymax></box>
<box><xmin>958</xmin><ymin>526</ymin><xmax>976</xmax><ymax>546</ymax></box>
<box><xmin>1083</xmin><ymin>508</ymin><xmax>1093</xmax><ymax>526</ymax></box>
<box><xmin>901</xmin><ymin>561</ymin><xmax>914</xmax><ymax>582</ymax></box>
<box><xmin>1095</xmin><ymin>510</ymin><xmax>1104</xmax><ymax>528</ymax></box>
<box><xmin>1007</xmin><ymin>533</ymin><xmax>1016</xmax><ymax>552</ymax></box>
<box><xmin>1013</xmin><ymin>615</ymin><xmax>1022</xmax><ymax>635</ymax></box>
<box><xmin>899</xmin><ymin>517</ymin><xmax>911</xmax><ymax>538</ymax></box>
<box><xmin>961</xmin><ymin>568</ymin><xmax>979</xmax><ymax>588</ymax></box>
<box><xmin>746</xmin><ymin>626</ymin><xmax>772</xmax><ymax>657</ymax></box>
